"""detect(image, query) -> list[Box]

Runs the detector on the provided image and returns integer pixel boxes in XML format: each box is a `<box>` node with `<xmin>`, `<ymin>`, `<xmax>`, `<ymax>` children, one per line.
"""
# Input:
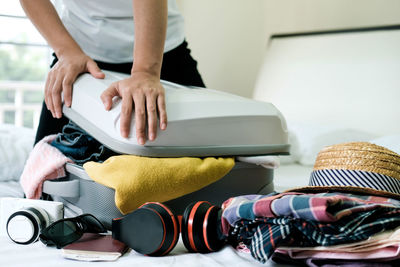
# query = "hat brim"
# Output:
<box><xmin>284</xmin><ymin>185</ymin><xmax>400</xmax><ymax>201</ymax></box>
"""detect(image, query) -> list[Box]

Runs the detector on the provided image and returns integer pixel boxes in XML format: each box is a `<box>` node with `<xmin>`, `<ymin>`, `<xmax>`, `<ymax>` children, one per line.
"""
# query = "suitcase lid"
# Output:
<box><xmin>63</xmin><ymin>70</ymin><xmax>289</xmax><ymax>157</ymax></box>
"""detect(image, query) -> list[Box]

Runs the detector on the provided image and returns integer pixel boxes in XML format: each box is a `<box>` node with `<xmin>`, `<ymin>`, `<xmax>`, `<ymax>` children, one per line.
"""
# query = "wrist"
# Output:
<box><xmin>131</xmin><ymin>62</ymin><xmax>161</xmax><ymax>78</ymax></box>
<box><xmin>55</xmin><ymin>45</ymin><xmax>85</xmax><ymax>60</ymax></box>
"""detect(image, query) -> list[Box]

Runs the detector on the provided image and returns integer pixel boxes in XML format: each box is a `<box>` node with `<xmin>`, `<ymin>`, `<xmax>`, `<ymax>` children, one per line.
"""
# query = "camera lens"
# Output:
<box><xmin>6</xmin><ymin>207</ymin><xmax>50</xmax><ymax>245</ymax></box>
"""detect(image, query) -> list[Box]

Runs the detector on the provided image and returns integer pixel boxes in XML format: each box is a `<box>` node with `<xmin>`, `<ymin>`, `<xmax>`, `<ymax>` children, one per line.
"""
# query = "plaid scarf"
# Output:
<box><xmin>221</xmin><ymin>192</ymin><xmax>400</xmax><ymax>263</ymax></box>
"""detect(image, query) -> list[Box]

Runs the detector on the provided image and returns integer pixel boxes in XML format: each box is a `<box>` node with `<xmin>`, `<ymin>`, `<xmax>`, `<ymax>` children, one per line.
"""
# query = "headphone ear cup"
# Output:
<box><xmin>123</xmin><ymin>202</ymin><xmax>179</xmax><ymax>256</ymax></box>
<box><xmin>202</xmin><ymin>206</ymin><xmax>225</xmax><ymax>252</ymax></box>
<box><xmin>181</xmin><ymin>201</ymin><xmax>216</xmax><ymax>253</ymax></box>
<box><xmin>181</xmin><ymin>202</ymin><xmax>195</xmax><ymax>252</ymax></box>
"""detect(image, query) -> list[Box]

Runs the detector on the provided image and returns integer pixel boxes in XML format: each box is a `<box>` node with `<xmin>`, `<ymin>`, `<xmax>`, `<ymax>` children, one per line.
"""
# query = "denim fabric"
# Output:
<box><xmin>51</xmin><ymin>121</ymin><xmax>118</xmax><ymax>165</ymax></box>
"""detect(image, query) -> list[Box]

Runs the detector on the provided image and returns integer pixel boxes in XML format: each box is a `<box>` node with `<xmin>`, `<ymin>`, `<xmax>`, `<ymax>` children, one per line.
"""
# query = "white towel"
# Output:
<box><xmin>236</xmin><ymin>155</ymin><xmax>280</xmax><ymax>169</ymax></box>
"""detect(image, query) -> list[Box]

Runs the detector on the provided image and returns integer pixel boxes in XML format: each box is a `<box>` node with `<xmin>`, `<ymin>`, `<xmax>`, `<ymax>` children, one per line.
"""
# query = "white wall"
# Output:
<box><xmin>176</xmin><ymin>0</ymin><xmax>266</xmax><ymax>97</ymax></box>
<box><xmin>176</xmin><ymin>0</ymin><xmax>400</xmax><ymax>98</ymax></box>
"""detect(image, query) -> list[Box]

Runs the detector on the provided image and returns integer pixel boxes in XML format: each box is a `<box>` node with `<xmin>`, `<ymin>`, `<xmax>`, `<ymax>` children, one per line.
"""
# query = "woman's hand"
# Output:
<box><xmin>45</xmin><ymin>52</ymin><xmax>105</xmax><ymax>118</ymax></box>
<box><xmin>100</xmin><ymin>72</ymin><xmax>167</xmax><ymax>145</ymax></box>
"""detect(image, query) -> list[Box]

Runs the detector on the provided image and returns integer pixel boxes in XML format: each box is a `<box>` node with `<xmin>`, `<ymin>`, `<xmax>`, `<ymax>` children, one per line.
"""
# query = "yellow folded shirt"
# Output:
<box><xmin>83</xmin><ymin>155</ymin><xmax>235</xmax><ymax>214</ymax></box>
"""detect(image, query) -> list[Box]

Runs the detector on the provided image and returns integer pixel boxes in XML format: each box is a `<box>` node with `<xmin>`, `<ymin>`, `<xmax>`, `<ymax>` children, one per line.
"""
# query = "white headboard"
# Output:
<box><xmin>254</xmin><ymin>26</ymin><xmax>400</xmax><ymax>136</ymax></box>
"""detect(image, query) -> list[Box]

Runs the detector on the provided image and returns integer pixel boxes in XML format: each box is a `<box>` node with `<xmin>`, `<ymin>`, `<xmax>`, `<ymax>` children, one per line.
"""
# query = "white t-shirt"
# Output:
<box><xmin>60</xmin><ymin>0</ymin><xmax>185</xmax><ymax>63</ymax></box>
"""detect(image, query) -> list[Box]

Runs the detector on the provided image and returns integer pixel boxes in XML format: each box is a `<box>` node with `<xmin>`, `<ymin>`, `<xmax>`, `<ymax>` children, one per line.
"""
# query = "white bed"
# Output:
<box><xmin>1</xmin><ymin>25</ymin><xmax>400</xmax><ymax>266</ymax></box>
<box><xmin>0</xmin><ymin>235</ymin><xmax>285</xmax><ymax>267</ymax></box>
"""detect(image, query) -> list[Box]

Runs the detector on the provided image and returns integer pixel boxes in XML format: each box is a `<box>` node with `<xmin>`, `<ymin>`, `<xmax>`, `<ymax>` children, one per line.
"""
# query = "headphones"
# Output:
<box><xmin>112</xmin><ymin>201</ymin><xmax>226</xmax><ymax>256</ymax></box>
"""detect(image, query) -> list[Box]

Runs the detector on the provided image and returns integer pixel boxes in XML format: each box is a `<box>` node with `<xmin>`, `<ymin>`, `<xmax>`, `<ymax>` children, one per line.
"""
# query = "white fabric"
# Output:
<box><xmin>0</xmin><ymin>124</ymin><xmax>35</xmax><ymax>181</ymax></box>
<box><xmin>0</xmin><ymin>182</ymin><xmax>24</xmax><ymax>198</ymax></box>
<box><xmin>279</xmin><ymin>130</ymin><xmax>300</xmax><ymax>165</ymax></box>
<box><xmin>60</xmin><ymin>0</ymin><xmax>185</xmax><ymax>63</ymax></box>
<box><xmin>0</xmin><ymin>236</ymin><xmax>286</xmax><ymax>267</ymax></box>
<box><xmin>286</xmin><ymin>121</ymin><xmax>376</xmax><ymax>166</ymax></box>
<box><xmin>273</xmin><ymin>163</ymin><xmax>312</xmax><ymax>192</ymax></box>
<box><xmin>236</xmin><ymin>156</ymin><xmax>280</xmax><ymax>169</ymax></box>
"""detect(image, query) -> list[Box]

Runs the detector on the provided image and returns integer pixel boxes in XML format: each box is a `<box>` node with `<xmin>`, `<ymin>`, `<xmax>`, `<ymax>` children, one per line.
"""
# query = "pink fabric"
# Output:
<box><xmin>309</xmin><ymin>197</ymin><xmax>338</xmax><ymax>222</ymax></box>
<box><xmin>277</xmin><ymin>227</ymin><xmax>400</xmax><ymax>253</ymax></box>
<box><xmin>275</xmin><ymin>245</ymin><xmax>400</xmax><ymax>260</ymax></box>
<box><xmin>20</xmin><ymin>135</ymin><xmax>73</xmax><ymax>199</ymax></box>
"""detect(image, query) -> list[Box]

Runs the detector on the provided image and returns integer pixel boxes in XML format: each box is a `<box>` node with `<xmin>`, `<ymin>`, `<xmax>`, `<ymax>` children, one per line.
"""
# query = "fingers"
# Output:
<box><xmin>157</xmin><ymin>93</ymin><xmax>167</xmax><ymax>130</ymax></box>
<box><xmin>51</xmin><ymin>76</ymin><xmax>63</xmax><ymax>118</ymax></box>
<box><xmin>44</xmin><ymin>54</ymin><xmax>102</xmax><ymax>119</ymax></box>
<box><xmin>87</xmin><ymin>60</ymin><xmax>105</xmax><ymax>79</ymax></box>
<box><xmin>101</xmin><ymin>83</ymin><xmax>119</xmax><ymax>110</ymax></box>
<box><xmin>134</xmin><ymin>94</ymin><xmax>146</xmax><ymax>145</ymax></box>
<box><xmin>99</xmin><ymin>75</ymin><xmax>167</xmax><ymax>145</ymax></box>
<box><xmin>45</xmin><ymin>70</ymin><xmax>63</xmax><ymax>119</ymax></box>
<box><xmin>62</xmin><ymin>73</ymin><xmax>75</xmax><ymax>107</ymax></box>
<box><xmin>120</xmin><ymin>90</ymin><xmax>134</xmax><ymax>139</ymax></box>
<box><xmin>101</xmin><ymin>83</ymin><xmax>136</xmax><ymax>140</ymax></box>
<box><xmin>146</xmin><ymin>93</ymin><xmax>158</xmax><ymax>141</ymax></box>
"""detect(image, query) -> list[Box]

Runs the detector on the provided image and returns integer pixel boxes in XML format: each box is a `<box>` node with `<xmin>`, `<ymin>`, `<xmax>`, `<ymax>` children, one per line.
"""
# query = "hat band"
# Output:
<box><xmin>310</xmin><ymin>169</ymin><xmax>400</xmax><ymax>195</ymax></box>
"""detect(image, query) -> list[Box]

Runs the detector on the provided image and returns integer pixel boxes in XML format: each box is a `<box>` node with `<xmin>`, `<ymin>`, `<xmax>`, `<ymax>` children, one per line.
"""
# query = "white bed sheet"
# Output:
<box><xmin>273</xmin><ymin>163</ymin><xmax>313</xmax><ymax>192</ymax></box>
<box><xmin>0</xmin><ymin>181</ymin><xmax>24</xmax><ymax>198</ymax></box>
<box><xmin>0</xmin><ymin>235</ymin><xmax>286</xmax><ymax>267</ymax></box>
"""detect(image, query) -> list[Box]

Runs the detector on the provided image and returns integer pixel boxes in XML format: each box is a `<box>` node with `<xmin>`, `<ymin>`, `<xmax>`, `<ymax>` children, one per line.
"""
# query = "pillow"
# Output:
<box><xmin>286</xmin><ymin>121</ymin><xmax>377</xmax><ymax>166</ymax></box>
<box><xmin>0</xmin><ymin>124</ymin><xmax>35</xmax><ymax>181</ymax></box>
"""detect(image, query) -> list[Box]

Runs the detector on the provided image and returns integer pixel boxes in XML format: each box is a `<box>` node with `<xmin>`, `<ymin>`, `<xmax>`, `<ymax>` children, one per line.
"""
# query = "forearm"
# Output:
<box><xmin>20</xmin><ymin>0</ymin><xmax>83</xmax><ymax>58</ymax></box>
<box><xmin>131</xmin><ymin>0</ymin><xmax>167</xmax><ymax>77</ymax></box>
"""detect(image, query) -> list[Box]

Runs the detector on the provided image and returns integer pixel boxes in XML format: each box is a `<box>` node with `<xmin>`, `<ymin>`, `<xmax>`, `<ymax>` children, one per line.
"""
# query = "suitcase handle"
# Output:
<box><xmin>42</xmin><ymin>179</ymin><xmax>80</xmax><ymax>198</ymax></box>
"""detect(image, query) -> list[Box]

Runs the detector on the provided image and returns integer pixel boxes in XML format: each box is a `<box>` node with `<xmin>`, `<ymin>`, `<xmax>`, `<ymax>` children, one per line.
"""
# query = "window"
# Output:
<box><xmin>0</xmin><ymin>2</ymin><xmax>51</xmax><ymax>129</ymax></box>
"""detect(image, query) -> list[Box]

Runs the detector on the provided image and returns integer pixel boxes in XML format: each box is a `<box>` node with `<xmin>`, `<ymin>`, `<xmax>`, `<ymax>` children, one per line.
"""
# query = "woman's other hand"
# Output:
<box><xmin>45</xmin><ymin>52</ymin><xmax>105</xmax><ymax>118</ymax></box>
<box><xmin>100</xmin><ymin>72</ymin><xmax>167</xmax><ymax>145</ymax></box>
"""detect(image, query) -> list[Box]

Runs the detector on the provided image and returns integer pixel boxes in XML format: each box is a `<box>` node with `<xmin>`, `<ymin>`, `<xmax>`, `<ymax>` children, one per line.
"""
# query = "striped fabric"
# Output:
<box><xmin>310</xmin><ymin>169</ymin><xmax>400</xmax><ymax>194</ymax></box>
<box><xmin>221</xmin><ymin>192</ymin><xmax>400</xmax><ymax>263</ymax></box>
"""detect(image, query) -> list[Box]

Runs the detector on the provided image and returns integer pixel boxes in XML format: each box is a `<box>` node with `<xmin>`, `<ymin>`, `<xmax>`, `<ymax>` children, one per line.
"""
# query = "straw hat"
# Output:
<box><xmin>286</xmin><ymin>142</ymin><xmax>400</xmax><ymax>200</ymax></box>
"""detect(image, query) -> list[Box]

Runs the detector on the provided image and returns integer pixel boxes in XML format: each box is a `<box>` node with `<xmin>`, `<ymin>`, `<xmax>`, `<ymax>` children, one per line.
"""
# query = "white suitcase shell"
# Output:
<box><xmin>63</xmin><ymin>71</ymin><xmax>289</xmax><ymax>157</ymax></box>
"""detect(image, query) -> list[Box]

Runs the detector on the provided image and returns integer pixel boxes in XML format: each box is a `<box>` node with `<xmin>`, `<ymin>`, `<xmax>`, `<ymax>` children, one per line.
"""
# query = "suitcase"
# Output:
<box><xmin>43</xmin><ymin>162</ymin><xmax>274</xmax><ymax>229</ymax></box>
<box><xmin>42</xmin><ymin>71</ymin><xmax>289</xmax><ymax>229</ymax></box>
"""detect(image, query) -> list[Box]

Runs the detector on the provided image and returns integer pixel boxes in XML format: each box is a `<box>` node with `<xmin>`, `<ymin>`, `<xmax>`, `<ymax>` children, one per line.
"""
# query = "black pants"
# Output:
<box><xmin>34</xmin><ymin>41</ymin><xmax>205</xmax><ymax>144</ymax></box>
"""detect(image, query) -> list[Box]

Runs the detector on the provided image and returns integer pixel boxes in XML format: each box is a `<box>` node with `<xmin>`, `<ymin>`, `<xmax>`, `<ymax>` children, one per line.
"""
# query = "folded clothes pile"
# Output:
<box><xmin>221</xmin><ymin>142</ymin><xmax>400</xmax><ymax>266</ymax></box>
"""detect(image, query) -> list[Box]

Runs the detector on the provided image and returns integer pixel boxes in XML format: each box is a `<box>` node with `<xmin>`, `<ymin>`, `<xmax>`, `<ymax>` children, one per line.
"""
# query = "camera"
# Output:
<box><xmin>0</xmin><ymin>197</ymin><xmax>64</xmax><ymax>244</ymax></box>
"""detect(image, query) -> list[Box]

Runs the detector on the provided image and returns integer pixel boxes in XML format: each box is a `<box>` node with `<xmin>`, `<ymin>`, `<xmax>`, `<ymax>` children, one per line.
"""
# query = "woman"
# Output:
<box><xmin>20</xmin><ymin>0</ymin><xmax>205</xmax><ymax>145</ymax></box>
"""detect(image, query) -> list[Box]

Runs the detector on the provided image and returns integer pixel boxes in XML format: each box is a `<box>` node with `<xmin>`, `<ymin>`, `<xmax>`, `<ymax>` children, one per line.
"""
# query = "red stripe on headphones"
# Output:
<box><xmin>156</xmin><ymin>203</ymin><xmax>179</xmax><ymax>256</ymax></box>
<box><xmin>141</xmin><ymin>202</ymin><xmax>179</xmax><ymax>256</ymax></box>
<box><xmin>203</xmin><ymin>205</ymin><xmax>215</xmax><ymax>252</ymax></box>
<box><xmin>188</xmin><ymin>201</ymin><xmax>210</xmax><ymax>252</ymax></box>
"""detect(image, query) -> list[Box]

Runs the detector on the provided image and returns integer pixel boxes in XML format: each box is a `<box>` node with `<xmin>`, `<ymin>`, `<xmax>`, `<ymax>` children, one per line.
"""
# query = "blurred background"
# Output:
<box><xmin>1</xmin><ymin>0</ymin><xmax>400</xmax><ymax>129</ymax></box>
<box><xmin>178</xmin><ymin>0</ymin><xmax>400</xmax><ymax>97</ymax></box>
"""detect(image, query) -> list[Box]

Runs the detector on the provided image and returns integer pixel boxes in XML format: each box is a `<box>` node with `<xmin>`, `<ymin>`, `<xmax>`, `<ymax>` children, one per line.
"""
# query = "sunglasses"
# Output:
<box><xmin>39</xmin><ymin>214</ymin><xmax>107</xmax><ymax>249</ymax></box>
